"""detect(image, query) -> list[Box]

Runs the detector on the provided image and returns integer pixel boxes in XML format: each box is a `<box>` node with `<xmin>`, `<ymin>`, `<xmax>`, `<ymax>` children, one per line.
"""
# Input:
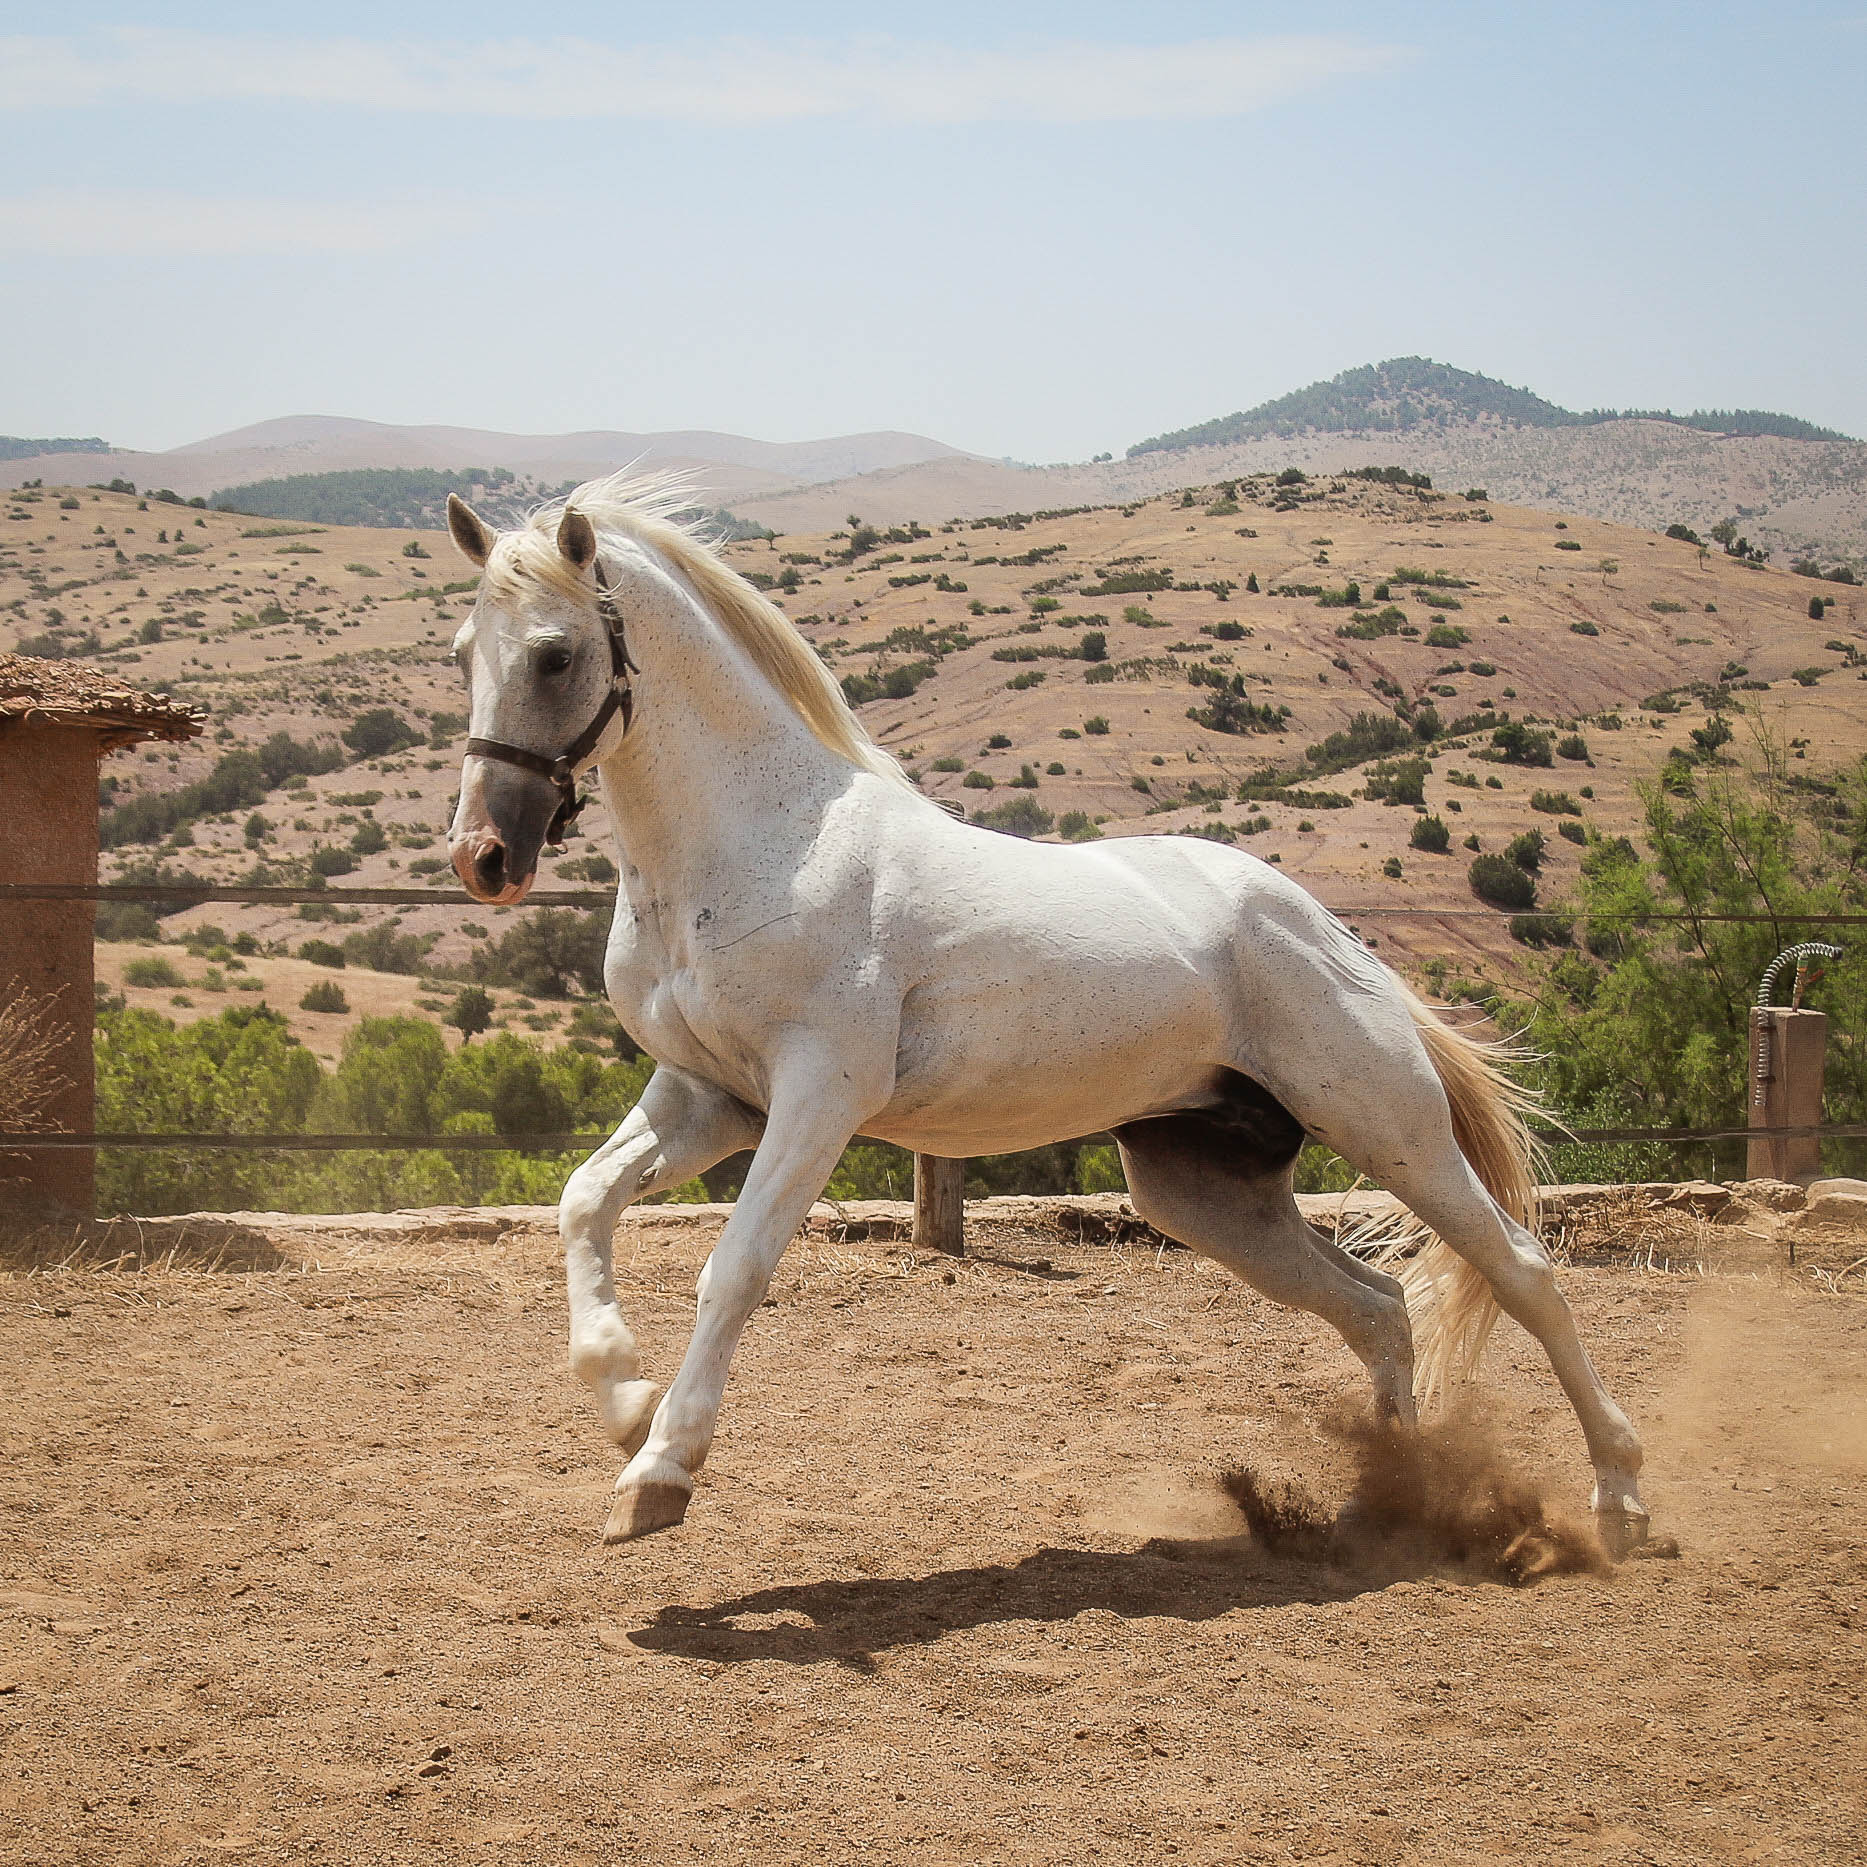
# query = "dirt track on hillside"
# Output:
<box><xmin>2</xmin><ymin>1212</ymin><xmax>1863</xmax><ymax>1866</ymax></box>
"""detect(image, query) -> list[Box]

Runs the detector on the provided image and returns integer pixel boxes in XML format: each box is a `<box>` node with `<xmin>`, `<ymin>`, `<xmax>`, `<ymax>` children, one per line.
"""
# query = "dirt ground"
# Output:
<box><xmin>1</xmin><ymin>1208</ymin><xmax>1862</xmax><ymax>1867</ymax></box>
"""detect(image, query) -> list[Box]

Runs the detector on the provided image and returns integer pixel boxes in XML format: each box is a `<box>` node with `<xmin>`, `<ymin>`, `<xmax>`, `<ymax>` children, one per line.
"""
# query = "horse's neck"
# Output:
<box><xmin>592</xmin><ymin>604</ymin><xmax>846</xmax><ymax>888</ymax></box>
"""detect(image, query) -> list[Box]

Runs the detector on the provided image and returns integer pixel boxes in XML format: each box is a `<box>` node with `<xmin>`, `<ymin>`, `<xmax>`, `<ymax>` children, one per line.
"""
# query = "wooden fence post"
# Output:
<box><xmin>1747</xmin><ymin>1007</ymin><xmax>1828</xmax><ymax>1182</ymax></box>
<box><xmin>913</xmin><ymin>1153</ymin><xmax>966</xmax><ymax>1256</ymax></box>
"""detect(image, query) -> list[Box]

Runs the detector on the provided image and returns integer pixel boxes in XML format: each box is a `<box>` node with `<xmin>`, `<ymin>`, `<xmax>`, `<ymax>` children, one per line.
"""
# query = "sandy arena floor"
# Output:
<box><xmin>1</xmin><ymin>1209</ymin><xmax>1862</xmax><ymax>1866</ymax></box>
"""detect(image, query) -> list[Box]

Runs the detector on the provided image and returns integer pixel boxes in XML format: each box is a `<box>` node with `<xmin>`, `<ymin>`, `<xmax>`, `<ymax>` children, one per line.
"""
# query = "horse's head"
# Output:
<box><xmin>445</xmin><ymin>494</ymin><xmax>630</xmax><ymax>905</ymax></box>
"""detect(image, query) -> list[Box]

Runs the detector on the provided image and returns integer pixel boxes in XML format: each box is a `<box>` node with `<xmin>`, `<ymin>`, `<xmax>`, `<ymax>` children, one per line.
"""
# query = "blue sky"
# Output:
<box><xmin>2</xmin><ymin>4</ymin><xmax>1863</xmax><ymax>458</ymax></box>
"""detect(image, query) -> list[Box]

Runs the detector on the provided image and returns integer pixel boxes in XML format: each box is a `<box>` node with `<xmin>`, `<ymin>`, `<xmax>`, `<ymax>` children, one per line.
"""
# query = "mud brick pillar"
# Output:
<box><xmin>913</xmin><ymin>1153</ymin><xmax>966</xmax><ymax>1257</ymax></box>
<box><xmin>1746</xmin><ymin>1007</ymin><xmax>1828</xmax><ymax>1182</ymax></box>
<box><xmin>0</xmin><ymin>723</ymin><xmax>103</xmax><ymax>1218</ymax></box>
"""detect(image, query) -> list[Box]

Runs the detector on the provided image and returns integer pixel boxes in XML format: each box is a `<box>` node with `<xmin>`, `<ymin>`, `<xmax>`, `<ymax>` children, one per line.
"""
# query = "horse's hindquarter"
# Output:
<box><xmin>868</xmin><ymin>826</ymin><xmax>1272</xmax><ymax>1154</ymax></box>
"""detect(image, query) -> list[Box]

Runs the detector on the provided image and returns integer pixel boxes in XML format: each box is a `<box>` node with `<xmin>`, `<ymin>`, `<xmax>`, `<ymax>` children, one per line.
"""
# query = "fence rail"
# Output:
<box><xmin>5</xmin><ymin>1121</ymin><xmax>1866</xmax><ymax>1153</ymax></box>
<box><xmin>5</xmin><ymin>881</ymin><xmax>1867</xmax><ymax>926</ymax></box>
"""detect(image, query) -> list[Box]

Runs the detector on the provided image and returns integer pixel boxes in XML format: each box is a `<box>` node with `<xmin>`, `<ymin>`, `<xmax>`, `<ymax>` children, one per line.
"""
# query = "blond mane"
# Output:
<box><xmin>492</xmin><ymin>471</ymin><xmax>911</xmax><ymax>791</ymax></box>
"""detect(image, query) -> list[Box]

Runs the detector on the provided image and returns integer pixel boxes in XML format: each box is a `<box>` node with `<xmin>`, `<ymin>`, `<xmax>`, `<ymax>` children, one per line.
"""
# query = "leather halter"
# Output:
<box><xmin>464</xmin><ymin>573</ymin><xmax>639</xmax><ymax>847</ymax></box>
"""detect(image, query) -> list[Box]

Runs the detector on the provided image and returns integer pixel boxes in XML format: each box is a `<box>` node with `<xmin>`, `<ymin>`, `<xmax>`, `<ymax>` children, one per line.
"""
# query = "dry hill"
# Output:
<box><xmin>3</xmin><ymin>473</ymin><xmax>1860</xmax><ymax>1050</ymax></box>
<box><xmin>0</xmin><ymin>417</ymin><xmax>972</xmax><ymax>508</ymax></box>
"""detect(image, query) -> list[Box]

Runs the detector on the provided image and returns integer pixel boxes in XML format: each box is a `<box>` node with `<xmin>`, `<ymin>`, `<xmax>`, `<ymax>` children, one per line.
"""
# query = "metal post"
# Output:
<box><xmin>912</xmin><ymin>1153</ymin><xmax>966</xmax><ymax>1256</ymax></box>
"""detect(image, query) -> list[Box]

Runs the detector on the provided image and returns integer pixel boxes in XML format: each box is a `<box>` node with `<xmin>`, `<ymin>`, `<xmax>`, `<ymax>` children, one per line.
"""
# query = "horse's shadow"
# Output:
<box><xmin>626</xmin><ymin>1535</ymin><xmax>1381</xmax><ymax>1668</ymax></box>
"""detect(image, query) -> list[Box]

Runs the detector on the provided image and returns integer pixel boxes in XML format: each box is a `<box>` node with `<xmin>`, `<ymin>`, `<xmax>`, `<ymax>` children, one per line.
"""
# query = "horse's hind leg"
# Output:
<box><xmin>1264</xmin><ymin>1035</ymin><xmax>1648</xmax><ymax>1536</ymax></box>
<box><xmin>558</xmin><ymin>1067</ymin><xmax>762</xmax><ymax>1454</ymax></box>
<box><xmin>1115</xmin><ymin>1112</ymin><xmax>1416</xmax><ymax>1423</ymax></box>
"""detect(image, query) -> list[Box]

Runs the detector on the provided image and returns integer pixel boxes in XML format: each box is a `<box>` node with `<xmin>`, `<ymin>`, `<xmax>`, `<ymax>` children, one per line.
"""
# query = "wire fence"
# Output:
<box><xmin>7</xmin><ymin>880</ymin><xmax>1867</xmax><ymax>925</ymax></box>
<box><xmin>3</xmin><ymin>878</ymin><xmax>1861</xmax><ymax>1171</ymax></box>
<box><xmin>3</xmin><ymin>1122</ymin><xmax>1865</xmax><ymax>1155</ymax></box>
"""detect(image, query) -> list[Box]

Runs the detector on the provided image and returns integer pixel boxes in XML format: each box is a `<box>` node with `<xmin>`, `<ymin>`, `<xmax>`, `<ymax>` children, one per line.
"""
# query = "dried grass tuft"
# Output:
<box><xmin>0</xmin><ymin>980</ymin><xmax>69</xmax><ymax>1135</ymax></box>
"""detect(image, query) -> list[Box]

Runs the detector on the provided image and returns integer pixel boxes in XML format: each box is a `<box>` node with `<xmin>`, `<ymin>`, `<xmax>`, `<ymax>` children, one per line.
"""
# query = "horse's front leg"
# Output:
<box><xmin>604</xmin><ymin>1063</ymin><xmax>872</xmax><ymax>1544</ymax></box>
<box><xmin>559</xmin><ymin>1067</ymin><xmax>762</xmax><ymax>1455</ymax></box>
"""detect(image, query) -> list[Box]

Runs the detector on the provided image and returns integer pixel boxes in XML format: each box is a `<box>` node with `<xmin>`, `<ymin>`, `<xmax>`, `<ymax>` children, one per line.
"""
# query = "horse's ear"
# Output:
<box><xmin>557</xmin><ymin>507</ymin><xmax>598</xmax><ymax>573</ymax></box>
<box><xmin>447</xmin><ymin>493</ymin><xmax>494</xmax><ymax>567</ymax></box>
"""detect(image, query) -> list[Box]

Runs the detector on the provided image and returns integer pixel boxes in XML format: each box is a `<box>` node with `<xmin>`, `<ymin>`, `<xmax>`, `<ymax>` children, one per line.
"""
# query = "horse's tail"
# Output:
<box><xmin>1376</xmin><ymin>984</ymin><xmax>1550</xmax><ymax>1407</ymax></box>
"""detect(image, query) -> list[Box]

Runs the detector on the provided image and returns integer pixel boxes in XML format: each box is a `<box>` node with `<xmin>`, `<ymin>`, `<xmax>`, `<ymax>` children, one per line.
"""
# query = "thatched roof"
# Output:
<box><xmin>0</xmin><ymin>654</ymin><xmax>202</xmax><ymax>751</ymax></box>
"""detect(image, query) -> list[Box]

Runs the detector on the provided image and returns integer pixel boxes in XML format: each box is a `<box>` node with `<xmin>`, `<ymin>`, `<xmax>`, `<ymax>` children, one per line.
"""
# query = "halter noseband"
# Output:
<box><xmin>464</xmin><ymin>574</ymin><xmax>639</xmax><ymax>847</ymax></box>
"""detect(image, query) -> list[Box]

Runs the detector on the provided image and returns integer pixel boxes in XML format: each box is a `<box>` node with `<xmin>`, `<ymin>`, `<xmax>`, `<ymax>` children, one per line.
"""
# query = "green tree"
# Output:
<box><xmin>1469</xmin><ymin>732</ymin><xmax>1867</xmax><ymax>1177</ymax></box>
<box><xmin>470</xmin><ymin>907</ymin><xmax>611</xmax><ymax>998</ymax></box>
<box><xmin>448</xmin><ymin>986</ymin><xmax>494</xmax><ymax>1041</ymax></box>
<box><xmin>342</xmin><ymin>709</ymin><xmax>419</xmax><ymax>759</ymax></box>
<box><xmin>95</xmin><ymin>1006</ymin><xmax>321</xmax><ymax>1214</ymax></box>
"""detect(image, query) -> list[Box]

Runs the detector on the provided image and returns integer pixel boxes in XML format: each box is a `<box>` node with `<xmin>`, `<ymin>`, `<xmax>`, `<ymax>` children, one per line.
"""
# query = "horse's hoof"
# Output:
<box><xmin>600</xmin><ymin>1379</ymin><xmax>661</xmax><ymax>1455</ymax></box>
<box><xmin>604</xmin><ymin>1478</ymin><xmax>691</xmax><ymax>1546</ymax></box>
<box><xmin>1593</xmin><ymin>1508</ymin><xmax>1651</xmax><ymax>1562</ymax></box>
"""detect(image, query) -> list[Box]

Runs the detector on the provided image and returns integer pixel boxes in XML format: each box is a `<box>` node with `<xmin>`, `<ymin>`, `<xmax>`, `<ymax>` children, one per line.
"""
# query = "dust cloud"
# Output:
<box><xmin>1222</xmin><ymin>1409</ymin><xmax>1610</xmax><ymax>1586</ymax></box>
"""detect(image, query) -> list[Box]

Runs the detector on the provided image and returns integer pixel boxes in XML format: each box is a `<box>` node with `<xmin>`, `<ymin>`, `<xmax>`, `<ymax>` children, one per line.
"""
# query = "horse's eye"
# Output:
<box><xmin>538</xmin><ymin>646</ymin><xmax>573</xmax><ymax>677</ymax></box>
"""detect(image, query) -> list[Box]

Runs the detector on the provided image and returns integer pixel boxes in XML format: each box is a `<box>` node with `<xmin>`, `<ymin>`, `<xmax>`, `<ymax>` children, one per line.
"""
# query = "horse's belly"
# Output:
<box><xmin>874</xmin><ymin>975</ymin><xmax>1224</xmax><ymax>1154</ymax></box>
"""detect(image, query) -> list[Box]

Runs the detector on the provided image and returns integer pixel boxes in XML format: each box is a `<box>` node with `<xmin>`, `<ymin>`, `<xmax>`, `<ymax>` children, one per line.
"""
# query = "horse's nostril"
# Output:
<box><xmin>474</xmin><ymin>842</ymin><xmax>507</xmax><ymax>896</ymax></box>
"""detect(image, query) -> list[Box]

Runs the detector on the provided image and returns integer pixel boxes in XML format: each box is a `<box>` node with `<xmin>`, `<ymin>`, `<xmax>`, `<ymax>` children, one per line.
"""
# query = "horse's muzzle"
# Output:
<box><xmin>450</xmin><ymin>831</ymin><xmax>535</xmax><ymax>905</ymax></box>
<box><xmin>450</xmin><ymin>756</ymin><xmax>558</xmax><ymax>904</ymax></box>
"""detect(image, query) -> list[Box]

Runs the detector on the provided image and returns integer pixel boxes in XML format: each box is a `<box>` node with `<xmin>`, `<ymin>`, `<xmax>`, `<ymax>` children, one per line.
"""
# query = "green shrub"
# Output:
<box><xmin>1382</xmin><ymin>856</ymin><xmax>1404</xmax><ymax>879</ymax></box>
<box><xmin>1083</xmin><ymin>716</ymin><xmax>1110</xmax><ymax>736</ymax></box>
<box><xmin>841</xmin><ymin>660</ymin><xmax>933</xmax><ymax>705</ymax></box>
<box><xmin>297</xmin><ymin>939</ymin><xmax>346</xmax><ymax>968</ymax></box>
<box><xmin>1334</xmin><ymin>604</ymin><xmax>1408</xmax><ymax>642</ymax></box>
<box><xmin>930</xmin><ymin>756</ymin><xmax>964</xmax><ymax>772</ymax></box>
<box><xmin>971</xmin><ymin>796</ymin><xmax>1054</xmax><ymax>838</ymax></box>
<box><xmin>962</xmin><ymin>770</ymin><xmax>994</xmax><ymax>789</ymax></box>
<box><xmin>1556</xmin><ymin>733</ymin><xmax>1589</xmax><ymax>761</ymax></box>
<box><xmin>309</xmin><ymin>845</ymin><xmax>357</xmax><ymax>877</ymax></box>
<box><xmin>1469</xmin><ymin>853</ymin><xmax>1537</xmax><ymax>910</ymax></box>
<box><xmin>1558</xmin><ymin>819</ymin><xmax>1587</xmax><ymax>845</ymax></box>
<box><xmin>1490</xmin><ymin>722</ymin><xmax>1553</xmax><ymax>766</ymax></box>
<box><xmin>341</xmin><ymin>925</ymin><xmax>434</xmax><ymax>974</ymax></box>
<box><xmin>300</xmin><ymin>980</ymin><xmax>350</xmax><ymax>1013</ymax></box>
<box><xmin>342</xmin><ymin>709</ymin><xmax>420</xmax><ymax>758</ymax></box>
<box><xmin>1508</xmin><ymin>913</ymin><xmax>1573</xmax><ymax>948</ymax></box>
<box><xmin>124</xmin><ymin>956</ymin><xmax>186</xmax><ymax>989</ymax></box>
<box><xmin>1409</xmin><ymin>815</ymin><xmax>1451</xmax><ymax>853</ymax></box>
<box><xmin>1365</xmin><ymin>757</ymin><xmax>1429</xmax><ymax>807</ymax></box>
<box><xmin>1057</xmin><ymin>811</ymin><xmax>1103</xmax><ymax>842</ymax></box>
<box><xmin>1505</xmin><ymin>829</ymin><xmax>1547</xmax><ymax>871</ymax></box>
<box><xmin>1530</xmin><ymin>790</ymin><xmax>1582</xmax><ymax>816</ymax></box>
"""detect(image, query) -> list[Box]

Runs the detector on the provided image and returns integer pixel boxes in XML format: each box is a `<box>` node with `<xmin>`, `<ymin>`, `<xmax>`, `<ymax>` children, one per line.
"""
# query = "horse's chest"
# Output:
<box><xmin>605</xmin><ymin>892</ymin><xmax>771</xmax><ymax>1098</ymax></box>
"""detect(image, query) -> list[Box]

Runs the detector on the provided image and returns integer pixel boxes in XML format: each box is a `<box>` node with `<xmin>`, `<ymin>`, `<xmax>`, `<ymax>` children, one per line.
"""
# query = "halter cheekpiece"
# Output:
<box><xmin>464</xmin><ymin>574</ymin><xmax>639</xmax><ymax>847</ymax></box>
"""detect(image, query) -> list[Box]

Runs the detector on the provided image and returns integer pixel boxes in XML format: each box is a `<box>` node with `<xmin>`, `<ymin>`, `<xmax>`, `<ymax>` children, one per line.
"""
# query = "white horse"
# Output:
<box><xmin>444</xmin><ymin>476</ymin><xmax>1649</xmax><ymax>1554</ymax></box>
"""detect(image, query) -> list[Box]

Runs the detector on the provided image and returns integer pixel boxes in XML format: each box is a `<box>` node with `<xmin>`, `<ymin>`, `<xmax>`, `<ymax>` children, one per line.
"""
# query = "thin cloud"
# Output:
<box><xmin>0</xmin><ymin>189</ymin><xmax>483</xmax><ymax>257</ymax></box>
<box><xmin>0</xmin><ymin>29</ymin><xmax>1409</xmax><ymax>124</ymax></box>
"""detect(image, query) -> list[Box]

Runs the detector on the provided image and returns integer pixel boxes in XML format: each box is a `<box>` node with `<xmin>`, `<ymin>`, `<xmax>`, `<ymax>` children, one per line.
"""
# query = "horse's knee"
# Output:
<box><xmin>568</xmin><ymin>1310</ymin><xmax>639</xmax><ymax>1389</ymax></box>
